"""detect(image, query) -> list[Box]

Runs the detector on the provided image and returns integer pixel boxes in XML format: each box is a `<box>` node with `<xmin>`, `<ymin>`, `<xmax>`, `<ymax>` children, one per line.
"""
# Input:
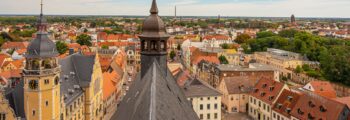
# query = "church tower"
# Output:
<box><xmin>23</xmin><ymin>1</ymin><xmax>61</xmax><ymax>120</ymax></box>
<box><xmin>139</xmin><ymin>0</ymin><xmax>170</xmax><ymax>78</ymax></box>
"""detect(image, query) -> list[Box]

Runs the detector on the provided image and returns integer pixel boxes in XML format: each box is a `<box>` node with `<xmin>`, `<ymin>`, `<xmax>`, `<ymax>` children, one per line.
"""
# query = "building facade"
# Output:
<box><xmin>183</xmin><ymin>79</ymin><xmax>222</xmax><ymax>120</ymax></box>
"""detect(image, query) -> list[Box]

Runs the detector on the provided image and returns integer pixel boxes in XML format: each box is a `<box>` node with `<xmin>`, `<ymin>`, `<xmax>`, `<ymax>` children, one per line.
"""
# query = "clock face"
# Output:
<box><xmin>29</xmin><ymin>80</ymin><xmax>38</xmax><ymax>90</ymax></box>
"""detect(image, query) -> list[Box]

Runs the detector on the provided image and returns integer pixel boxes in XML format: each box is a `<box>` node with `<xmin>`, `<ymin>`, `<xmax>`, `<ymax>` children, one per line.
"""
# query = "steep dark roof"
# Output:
<box><xmin>59</xmin><ymin>53</ymin><xmax>95</xmax><ymax>87</ymax></box>
<box><xmin>26</xmin><ymin>33</ymin><xmax>59</xmax><ymax>58</ymax></box>
<box><xmin>111</xmin><ymin>62</ymin><xmax>199</xmax><ymax>120</ymax></box>
<box><xmin>183</xmin><ymin>79</ymin><xmax>222</xmax><ymax>98</ymax></box>
<box><xmin>59</xmin><ymin>53</ymin><xmax>95</xmax><ymax>104</ymax></box>
<box><xmin>26</xmin><ymin>2</ymin><xmax>58</xmax><ymax>59</ymax></box>
<box><xmin>5</xmin><ymin>80</ymin><xmax>25</xmax><ymax>118</ymax></box>
<box><xmin>139</xmin><ymin>0</ymin><xmax>169</xmax><ymax>39</ymax></box>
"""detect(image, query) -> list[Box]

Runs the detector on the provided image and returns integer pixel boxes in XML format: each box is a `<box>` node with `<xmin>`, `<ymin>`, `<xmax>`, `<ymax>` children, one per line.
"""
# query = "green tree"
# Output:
<box><xmin>235</xmin><ymin>34</ymin><xmax>251</xmax><ymax>44</ymax></box>
<box><xmin>219</xmin><ymin>55</ymin><xmax>229</xmax><ymax>64</ymax></box>
<box><xmin>170</xmin><ymin>50</ymin><xmax>176</xmax><ymax>60</ymax></box>
<box><xmin>295</xmin><ymin>65</ymin><xmax>303</xmax><ymax>73</ymax></box>
<box><xmin>102</xmin><ymin>45</ymin><xmax>109</xmax><ymax>49</ymax></box>
<box><xmin>56</xmin><ymin>41</ymin><xmax>68</xmax><ymax>55</ymax></box>
<box><xmin>279</xmin><ymin>29</ymin><xmax>298</xmax><ymax>38</ymax></box>
<box><xmin>256</xmin><ymin>31</ymin><xmax>276</xmax><ymax>39</ymax></box>
<box><xmin>76</xmin><ymin>34</ymin><xmax>92</xmax><ymax>46</ymax></box>
<box><xmin>302</xmin><ymin>64</ymin><xmax>311</xmax><ymax>71</ymax></box>
<box><xmin>319</xmin><ymin>46</ymin><xmax>350</xmax><ymax>85</ymax></box>
<box><xmin>0</xmin><ymin>36</ymin><xmax>6</xmax><ymax>46</ymax></box>
<box><xmin>220</xmin><ymin>43</ymin><xmax>230</xmax><ymax>49</ymax></box>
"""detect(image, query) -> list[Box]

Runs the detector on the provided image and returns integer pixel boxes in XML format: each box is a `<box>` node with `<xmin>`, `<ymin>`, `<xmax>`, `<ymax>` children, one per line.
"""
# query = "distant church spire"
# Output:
<box><xmin>37</xmin><ymin>0</ymin><xmax>48</xmax><ymax>32</ymax></box>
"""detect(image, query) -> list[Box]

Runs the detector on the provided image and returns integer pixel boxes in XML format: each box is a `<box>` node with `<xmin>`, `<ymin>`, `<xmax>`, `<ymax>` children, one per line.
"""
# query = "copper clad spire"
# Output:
<box><xmin>150</xmin><ymin>0</ymin><xmax>158</xmax><ymax>14</ymax></box>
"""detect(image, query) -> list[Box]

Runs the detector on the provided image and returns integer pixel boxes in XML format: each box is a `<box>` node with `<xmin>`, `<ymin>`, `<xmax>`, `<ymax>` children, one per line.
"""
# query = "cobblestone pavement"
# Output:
<box><xmin>222</xmin><ymin>112</ymin><xmax>253</xmax><ymax>120</ymax></box>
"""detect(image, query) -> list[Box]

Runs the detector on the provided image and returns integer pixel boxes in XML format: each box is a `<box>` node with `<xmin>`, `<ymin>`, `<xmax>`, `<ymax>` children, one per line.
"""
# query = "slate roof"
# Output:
<box><xmin>183</xmin><ymin>79</ymin><xmax>222</xmax><ymax>98</ymax></box>
<box><xmin>59</xmin><ymin>53</ymin><xmax>95</xmax><ymax>104</ymax></box>
<box><xmin>5</xmin><ymin>80</ymin><xmax>25</xmax><ymax>118</ymax></box>
<box><xmin>26</xmin><ymin>32</ymin><xmax>59</xmax><ymax>59</ymax></box>
<box><xmin>111</xmin><ymin>62</ymin><xmax>199</xmax><ymax>120</ymax></box>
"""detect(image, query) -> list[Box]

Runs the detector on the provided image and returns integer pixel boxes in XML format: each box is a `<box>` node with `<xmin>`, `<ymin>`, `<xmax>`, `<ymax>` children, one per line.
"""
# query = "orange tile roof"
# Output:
<box><xmin>309</xmin><ymin>81</ymin><xmax>337</xmax><ymax>98</ymax></box>
<box><xmin>250</xmin><ymin>78</ymin><xmax>285</xmax><ymax>105</ymax></box>
<box><xmin>203</xmin><ymin>35</ymin><xmax>230</xmax><ymax>40</ymax></box>
<box><xmin>0</xmin><ymin>69</ymin><xmax>22</xmax><ymax>79</ymax></box>
<box><xmin>97</xmin><ymin>42</ymin><xmax>137</xmax><ymax>47</ymax></box>
<box><xmin>1</xmin><ymin>42</ymin><xmax>29</xmax><ymax>50</ymax></box>
<box><xmin>103</xmin><ymin>70</ymin><xmax>118</xmax><ymax>100</ymax></box>
<box><xmin>15</xmin><ymin>49</ymin><xmax>27</xmax><ymax>55</ymax></box>
<box><xmin>0</xmin><ymin>53</ymin><xmax>11</xmax><ymax>66</ymax></box>
<box><xmin>192</xmin><ymin>56</ymin><xmax>220</xmax><ymax>65</ymax></box>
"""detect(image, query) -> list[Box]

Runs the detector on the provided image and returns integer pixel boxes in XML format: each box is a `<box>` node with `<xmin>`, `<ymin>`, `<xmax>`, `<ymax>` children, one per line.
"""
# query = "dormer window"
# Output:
<box><xmin>269</xmin><ymin>96</ymin><xmax>274</xmax><ymax>101</ymax></box>
<box><xmin>276</xmin><ymin>103</ymin><xmax>282</xmax><ymax>109</ymax></box>
<box><xmin>297</xmin><ymin>108</ymin><xmax>304</xmax><ymax>115</ymax></box>
<box><xmin>319</xmin><ymin>105</ymin><xmax>327</xmax><ymax>112</ymax></box>
<box><xmin>285</xmin><ymin>108</ymin><xmax>291</xmax><ymax>113</ymax></box>
<box><xmin>262</xmin><ymin>84</ymin><xmax>267</xmax><ymax>88</ymax></box>
<box><xmin>308</xmin><ymin>101</ymin><xmax>315</xmax><ymax>108</ymax></box>
<box><xmin>260</xmin><ymin>92</ymin><xmax>266</xmax><ymax>97</ymax></box>
<box><xmin>308</xmin><ymin>113</ymin><xmax>315</xmax><ymax>120</ymax></box>
<box><xmin>254</xmin><ymin>88</ymin><xmax>259</xmax><ymax>93</ymax></box>
<box><xmin>287</xmin><ymin>96</ymin><xmax>293</xmax><ymax>101</ymax></box>
<box><xmin>269</xmin><ymin>86</ymin><xmax>275</xmax><ymax>91</ymax></box>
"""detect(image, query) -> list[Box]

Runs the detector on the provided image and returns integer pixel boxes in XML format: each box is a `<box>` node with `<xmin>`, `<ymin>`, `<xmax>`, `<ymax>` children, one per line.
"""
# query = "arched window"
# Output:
<box><xmin>160</xmin><ymin>40</ymin><xmax>165</xmax><ymax>50</ymax></box>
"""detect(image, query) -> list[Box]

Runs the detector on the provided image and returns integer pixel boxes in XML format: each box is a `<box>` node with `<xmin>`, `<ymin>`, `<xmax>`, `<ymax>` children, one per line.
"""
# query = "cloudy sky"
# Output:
<box><xmin>0</xmin><ymin>0</ymin><xmax>349</xmax><ymax>18</ymax></box>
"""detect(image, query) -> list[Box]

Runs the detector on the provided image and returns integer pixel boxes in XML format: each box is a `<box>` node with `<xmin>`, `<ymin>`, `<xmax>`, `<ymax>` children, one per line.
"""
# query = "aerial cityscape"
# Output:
<box><xmin>0</xmin><ymin>0</ymin><xmax>349</xmax><ymax>120</ymax></box>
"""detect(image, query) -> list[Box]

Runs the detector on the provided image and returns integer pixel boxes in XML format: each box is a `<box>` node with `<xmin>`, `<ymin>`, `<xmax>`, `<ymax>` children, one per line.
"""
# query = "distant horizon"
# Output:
<box><xmin>1</xmin><ymin>14</ymin><xmax>350</xmax><ymax>19</ymax></box>
<box><xmin>0</xmin><ymin>0</ymin><xmax>349</xmax><ymax>18</ymax></box>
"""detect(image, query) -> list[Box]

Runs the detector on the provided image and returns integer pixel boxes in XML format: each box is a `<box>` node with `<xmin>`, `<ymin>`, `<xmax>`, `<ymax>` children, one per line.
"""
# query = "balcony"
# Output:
<box><xmin>23</xmin><ymin>67</ymin><xmax>61</xmax><ymax>76</ymax></box>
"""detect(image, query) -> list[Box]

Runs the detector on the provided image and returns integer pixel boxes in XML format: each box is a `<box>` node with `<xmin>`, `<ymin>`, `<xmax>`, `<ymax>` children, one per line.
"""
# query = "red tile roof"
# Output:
<box><xmin>290</xmin><ymin>92</ymin><xmax>348</xmax><ymax>120</ymax></box>
<box><xmin>334</xmin><ymin>97</ymin><xmax>350</xmax><ymax>108</ymax></box>
<box><xmin>309</xmin><ymin>81</ymin><xmax>337</xmax><ymax>98</ymax></box>
<box><xmin>1</xmin><ymin>42</ymin><xmax>29</xmax><ymax>50</ymax></box>
<box><xmin>272</xmin><ymin>90</ymin><xmax>302</xmax><ymax>117</ymax></box>
<box><xmin>203</xmin><ymin>35</ymin><xmax>230</xmax><ymax>40</ymax></box>
<box><xmin>250</xmin><ymin>78</ymin><xmax>285</xmax><ymax>105</ymax></box>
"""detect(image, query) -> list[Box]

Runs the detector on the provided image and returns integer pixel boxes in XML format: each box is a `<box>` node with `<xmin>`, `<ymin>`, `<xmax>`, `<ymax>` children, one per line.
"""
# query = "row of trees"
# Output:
<box><xmin>240</xmin><ymin>30</ymin><xmax>350</xmax><ymax>86</ymax></box>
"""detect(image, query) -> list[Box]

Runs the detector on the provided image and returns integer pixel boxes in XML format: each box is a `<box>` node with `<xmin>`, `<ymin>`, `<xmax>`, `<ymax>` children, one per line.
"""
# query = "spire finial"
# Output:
<box><xmin>150</xmin><ymin>0</ymin><xmax>158</xmax><ymax>14</ymax></box>
<box><xmin>40</xmin><ymin>0</ymin><xmax>43</xmax><ymax>16</ymax></box>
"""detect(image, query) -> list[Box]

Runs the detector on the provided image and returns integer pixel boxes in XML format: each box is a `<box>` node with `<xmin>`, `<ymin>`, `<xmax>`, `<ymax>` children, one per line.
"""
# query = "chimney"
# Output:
<box><xmin>69</xmin><ymin>48</ymin><xmax>75</xmax><ymax>55</ymax></box>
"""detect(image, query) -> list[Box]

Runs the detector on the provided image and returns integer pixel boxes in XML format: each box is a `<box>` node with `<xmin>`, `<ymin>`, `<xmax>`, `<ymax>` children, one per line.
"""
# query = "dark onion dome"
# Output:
<box><xmin>139</xmin><ymin>0</ymin><xmax>169</xmax><ymax>39</ymax></box>
<box><xmin>25</xmin><ymin>2</ymin><xmax>58</xmax><ymax>59</ymax></box>
<box><xmin>25</xmin><ymin>32</ymin><xmax>59</xmax><ymax>58</ymax></box>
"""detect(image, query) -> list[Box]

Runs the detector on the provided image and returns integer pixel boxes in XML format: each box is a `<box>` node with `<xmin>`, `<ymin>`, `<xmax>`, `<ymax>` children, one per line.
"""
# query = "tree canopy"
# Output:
<box><xmin>235</xmin><ymin>34</ymin><xmax>251</xmax><ymax>44</ymax></box>
<box><xmin>76</xmin><ymin>34</ymin><xmax>92</xmax><ymax>46</ymax></box>
<box><xmin>242</xmin><ymin>30</ymin><xmax>350</xmax><ymax>86</ymax></box>
<box><xmin>55</xmin><ymin>41</ymin><xmax>68</xmax><ymax>55</ymax></box>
